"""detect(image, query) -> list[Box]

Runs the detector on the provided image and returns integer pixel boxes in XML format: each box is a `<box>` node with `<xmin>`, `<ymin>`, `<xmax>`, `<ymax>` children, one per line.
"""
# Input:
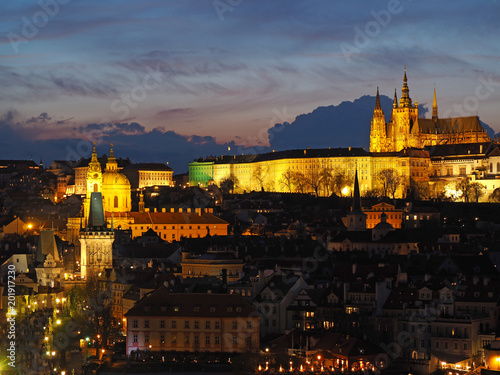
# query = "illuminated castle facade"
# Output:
<box><xmin>189</xmin><ymin>70</ymin><xmax>500</xmax><ymax>200</ymax></box>
<box><xmin>370</xmin><ymin>70</ymin><xmax>490</xmax><ymax>152</ymax></box>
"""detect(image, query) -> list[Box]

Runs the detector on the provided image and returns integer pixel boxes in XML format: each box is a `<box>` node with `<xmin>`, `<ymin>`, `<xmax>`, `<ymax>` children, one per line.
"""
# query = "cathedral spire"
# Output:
<box><xmin>393</xmin><ymin>89</ymin><xmax>398</xmax><ymax>108</ymax></box>
<box><xmin>432</xmin><ymin>86</ymin><xmax>438</xmax><ymax>121</ymax></box>
<box><xmin>375</xmin><ymin>87</ymin><xmax>381</xmax><ymax>109</ymax></box>
<box><xmin>399</xmin><ymin>67</ymin><xmax>413</xmax><ymax>108</ymax></box>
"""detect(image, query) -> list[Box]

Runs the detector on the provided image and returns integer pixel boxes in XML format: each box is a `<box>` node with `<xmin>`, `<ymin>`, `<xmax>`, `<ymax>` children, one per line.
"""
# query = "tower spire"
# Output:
<box><xmin>393</xmin><ymin>89</ymin><xmax>398</xmax><ymax>108</ymax></box>
<box><xmin>432</xmin><ymin>85</ymin><xmax>438</xmax><ymax>121</ymax></box>
<box><xmin>375</xmin><ymin>87</ymin><xmax>381</xmax><ymax>109</ymax></box>
<box><xmin>352</xmin><ymin>169</ymin><xmax>362</xmax><ymax>213</ymax></box>
<box><xmin>399</xmin><ymin>67</ymin><xmax>413</xmax><ymax>108</ymax></box>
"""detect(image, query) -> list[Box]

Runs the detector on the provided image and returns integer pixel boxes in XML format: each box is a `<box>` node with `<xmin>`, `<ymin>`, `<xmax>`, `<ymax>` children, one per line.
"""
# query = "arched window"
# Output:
<box><xmin>114</xmin><ymin>196</ymin><xmax>118</xmax><ymax>208</ymax></box>
<box><xmin>94</xmin><ymin>183</ymin><xmax>98</xmax><ymax>192</ymax></box>
<box><xmin>497</xmin><ymin>162</ymin><xmax>500</xmax><ymax>173</ymax></box>
<box><xmin>490</xmin><ymin>163</ymin><xmax>493</xmax><ymax>173</ymax></box>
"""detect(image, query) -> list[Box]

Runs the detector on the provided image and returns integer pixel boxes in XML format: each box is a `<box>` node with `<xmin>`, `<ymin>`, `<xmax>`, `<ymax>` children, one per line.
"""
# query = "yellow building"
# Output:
<box><xmin>370</xmin><ymin>69</ymin><xmax>490</xmax><ymax>153</ymax></box>
<box><xmin>128</xmin><ymin>208</ymin><xmax>229</xmax><ymax>240</ymax></box>
<box><xmin>189</xmin><ymin>147</ymin><xmax>430</xmax><ymax>198</ymax></box>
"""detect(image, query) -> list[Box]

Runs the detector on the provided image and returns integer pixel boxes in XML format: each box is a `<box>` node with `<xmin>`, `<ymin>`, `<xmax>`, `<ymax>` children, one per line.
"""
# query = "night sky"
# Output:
<box><xmin>1</xmin><ymin>0</ymin><xmax>499</xmax><ymax>170</ymax></box>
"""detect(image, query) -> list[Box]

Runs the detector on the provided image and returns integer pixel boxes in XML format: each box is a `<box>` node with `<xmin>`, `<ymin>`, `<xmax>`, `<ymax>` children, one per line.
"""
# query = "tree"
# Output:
<box><xmin>305</xmin><ymin>167</ymin><xmax>322</xmax><ymax>196</ymax></box>
<box><xmin>220</xmin><ymin>174</ymin><xmax>239</xmax><ymax>194</ymax></box>
<box><xmin>291</xmin><ymin>171</ymin><xmax>307</xmax><ymax>194</ymax></box>
<box><xmin>252</xmin><ymin>165</ymin><xmax>268</xmax><ymax>191</ymax></box>
<box><xmin>489</xmin><ymin>188</ymin><xmax>500</xmax><ymax>202</ymax></box>
<box><xmin>331</xmin><ymin>170</ymin><xmax>353</xmax><ymax>196</ymax></box>
<box><xmin>377</xmin><ymin>168</ymin><xmax>401</xmax><ymax>199</ymax></box>
<box><xmin>408</xmin><ymin>180</ymin><xmax>431</xmax><ymax>200</ymax></box>
<box><xmin>319</xmin><ymin>167</ymin><xmax>333</xmax><ymax>196</ymax></box>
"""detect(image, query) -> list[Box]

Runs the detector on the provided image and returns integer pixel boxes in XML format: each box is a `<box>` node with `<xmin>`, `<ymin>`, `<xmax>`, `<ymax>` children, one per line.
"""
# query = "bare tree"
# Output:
<box><xmin>291</xmin><ymin>171</ymin><xmax>307</xmax><ymax>194</ymax></box>
<box><xmin>456</xmin><ymin>177</ymin><xmax>485</xmax><ymax>202</ymax></box>
<box><xmin>377</xmin><ymin>168</ymin><xmax>401</xmax><ymax>199</ymax></box>
<box><xmin>279</xmin><ymin>169</ymin><xmax>294</xmax><ymax>193</ymax></box>
<box><xmin>252</xmin><ymin>165</ymin><xmax>268</xmax><ymax>191</ymax></box>
<box><xmin>319</xmin><ymin>167</ymin><xmax>333</xmax><ymax>196</ymax></box>
<box><xmin>305</xmin><ymin>167</ymin><xmax>322</xmax><ymax>196</ymax></box>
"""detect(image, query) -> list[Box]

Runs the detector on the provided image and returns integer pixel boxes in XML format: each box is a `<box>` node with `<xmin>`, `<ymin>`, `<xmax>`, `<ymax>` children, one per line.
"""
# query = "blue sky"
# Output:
<box><xmin>1</xmin><ymin>0</ymin><xmax>500</xmax><ymax>167</ymax></box>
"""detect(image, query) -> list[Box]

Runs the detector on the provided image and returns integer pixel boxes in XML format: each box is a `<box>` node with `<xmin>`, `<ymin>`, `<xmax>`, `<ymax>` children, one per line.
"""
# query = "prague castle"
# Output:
<box><xmin>370</xmin><ymin>69</ymin><xmax>490</xmax><ymax>152</ymax></box>
<box><xmin>189</xmin><ymin>70</ymin><xmax>500</xmax><ymax>200</ymax></box>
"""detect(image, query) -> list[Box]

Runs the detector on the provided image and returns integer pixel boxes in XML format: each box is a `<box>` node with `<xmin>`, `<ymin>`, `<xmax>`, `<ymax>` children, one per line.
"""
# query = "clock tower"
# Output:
<box><xmin>84</xmin><ymin>143</ymin><xmax>103</xmax><ymax>222</ymax></box>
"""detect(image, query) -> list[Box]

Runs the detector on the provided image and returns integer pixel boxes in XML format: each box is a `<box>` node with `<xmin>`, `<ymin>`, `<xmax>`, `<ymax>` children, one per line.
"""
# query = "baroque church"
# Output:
<box><xmin>369</xmin><ymin>69</ymin><xmax>491</xmax><ymax>152</ymax></box>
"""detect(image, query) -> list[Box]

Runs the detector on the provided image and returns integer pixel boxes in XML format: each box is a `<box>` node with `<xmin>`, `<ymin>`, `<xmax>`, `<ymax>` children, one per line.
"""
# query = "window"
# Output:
<box><xmin>160</xmin><ymin>335</ymin><xmax>165</xmax><ymax>344</ymax></box>
<box><xmin>184</xmin><ymin>335</ymin><xmax>190</xmax><ymax>344</ymax></box>
<box><xmin>247</xmin><ymin>321</ymin><xmax>252</xmax><ymax>329</ymax></box>
<box><xmin>144</xmin><ymin>320</ymin><xmax>149</xmax><ymax>328</ymax></box>
<box><xmin>435</xmin><ymin>341</ymin><xmax>440</xmax><ymax>349</ymax></box>
<box><xmin>233</xmin><ymin>336</ymin><xmax>238</xmax><ymax>345</ymax></box>
<box><xmin>133</xmin><ymin>320</ymin><xmax>138</xmax><ymax>328</ymax></box>
<box><xmin>215</xmin><ymin>321</ymin><xmax>220</xmax><ymax>329</ymax></box>
<box><xmin>232</xmin><ymin>321</ymin><xmax>238</xmax><ymax>330</ymax></box>
<box><xmin>194</xmin><ymin>335</ymin><xmax>199</xmax><ymax>344</ymax></box>
<box><xmin>133</xmin><ymin>334</ymin><xmax>138</xmax><ymax>343</ymax></box>
<box><xmin>215</xmin><ymin>336</ymin><xmax>220</xmax><ymax>345</ymax></box>
<box><xmin>185</xmin><ymin>321</ymin><xmax>190</xmax><ymax>329</ymax></box>
<box><xmin>194</xmin><ymin>321</ymin><xmax>199</xmax><ymax>329</ymax></box>
<box><xmin>160</xmin><ymin>320</ymin><xmax>165</xmax><ymax>328</ymax></box>
<box><xmin>205</xmin><ymin>321</ymin><xmax>211</xmax><ymax>329</ymax></box>
<box><xmin>172</xmin><ymin>320</ymin><xmax>177</xmax><ymax>329</ymax></box>
<box><xmin>172</xmin><ymin>335</ymin><xmax>177</xmax><ymax>344</ymax></box>
<box><xmin>145</xmin><ymin>334</ymin><xmax>149</xmax><ymax>343</ymax></box>
<box><xmin>114</xmin><ymin>196</ymin><xmax>118</xmax><ymax>208</ymax></box>
<box><xmin>205</xmin><ymin>335</ymin><xmax>210</xmax><ymax>345</ymax></box>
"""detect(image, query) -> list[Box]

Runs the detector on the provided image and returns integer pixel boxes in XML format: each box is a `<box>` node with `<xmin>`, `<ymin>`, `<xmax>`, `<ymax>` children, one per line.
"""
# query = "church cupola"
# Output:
<box><xmin>105</xmin><ymin>143</ymin><xmax>118</xmax><ymax>172</ymax></box>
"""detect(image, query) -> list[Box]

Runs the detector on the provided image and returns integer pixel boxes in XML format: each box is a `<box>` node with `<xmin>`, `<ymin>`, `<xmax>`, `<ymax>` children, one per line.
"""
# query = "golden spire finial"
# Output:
<box><xmin>432</xmin><ymin>85</ymin><xmax>438</xmax><ymax>120</ymax></box>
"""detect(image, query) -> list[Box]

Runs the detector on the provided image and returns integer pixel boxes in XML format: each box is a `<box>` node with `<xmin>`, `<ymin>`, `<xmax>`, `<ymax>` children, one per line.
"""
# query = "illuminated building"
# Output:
<box><xmin>189</xmin><ymin>147</ymin><xmax>430</xmax><ymax>198</ymax></box>
<box><xmin>128</xmin><ymin>207</ymin><xmax>228</xmax><ymax>240</ymax></box>
<box><xmin>125</xmin><ymin>285</ymin><xmax>260</xmax><ymax>354</ymax></box>
<box><xmin>79</xmin><ymin>192</ymin><xmax>114</xmax><ymax>279</ymax></box>
<box><xmin>121</xmin><ymin>163</ymin><xmax>174</xmax><ymax>189</ymax></box>
<box><xmin>370</xmin><ymin>69</ymin><xmax>490</xmax><ymax>152</ymax></box>
<box><xmin>34</xmin><ymin>229</ymin><xmax>65</xmax><ymax>287</ymax></box>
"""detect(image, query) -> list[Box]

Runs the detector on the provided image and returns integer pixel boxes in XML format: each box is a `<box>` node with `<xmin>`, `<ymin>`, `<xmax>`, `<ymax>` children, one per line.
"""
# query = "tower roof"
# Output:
<box><xmin>432</xmin><ymin>86</ymin><xmax>438</xmax><ymax>120</ymax></box>
<box><xmin>393</xmin><ymin>89</ymin><xmax>398</xmax><ymax>108</ymax></box>
<box><xmin>36</xmin><ymin>229</ymin><xmax>61</xmax><ymax>264</ymax></box>
<box><xmin>375</xmin><ymin>87</ymin><xmax>381</xmax><ymax>109</ymax></box>
<box><xmin>399</xmin><ymin>68</ymin><xmax>413</xmax><ymax>108</ymax></box>
<box><xmin>351</xmin><ymin>169</ymin><xmax>363</xmax><ymax>214</ymax></box>
<box><xmin>87</xmin><ymin>192</ymin><xmax>106</xmax><ymax>229</ymax></box>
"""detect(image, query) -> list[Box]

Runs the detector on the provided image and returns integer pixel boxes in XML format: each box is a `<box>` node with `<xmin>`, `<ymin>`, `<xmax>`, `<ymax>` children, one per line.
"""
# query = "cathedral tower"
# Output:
<box><xmin>369</xmin><ymin>87</ymin><xmax>387</xmax><ymax>152</ymax></box>
<box><xmin>390</xmin><ymin>68</ymin><xmax>418</xmax><ymax>151</ymax></box>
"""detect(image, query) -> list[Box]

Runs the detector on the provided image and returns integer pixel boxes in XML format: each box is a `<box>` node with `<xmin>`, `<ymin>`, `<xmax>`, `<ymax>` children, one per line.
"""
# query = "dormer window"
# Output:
<box><xmin>227</xmin><ymin>307</ymin><xmax>233</xmax><ymax>312</ymax></box>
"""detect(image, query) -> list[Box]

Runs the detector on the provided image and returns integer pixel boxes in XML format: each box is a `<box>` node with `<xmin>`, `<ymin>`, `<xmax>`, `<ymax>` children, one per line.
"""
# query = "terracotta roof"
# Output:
<box><xmin>125</xmin><ymin>285</ymin><xmax>257</xmax><ymax>318</ymax></box>
<box><xmin>129</xmin><ymin>212</ymin><xmax>228</xmax><ymax>226</ymax></box>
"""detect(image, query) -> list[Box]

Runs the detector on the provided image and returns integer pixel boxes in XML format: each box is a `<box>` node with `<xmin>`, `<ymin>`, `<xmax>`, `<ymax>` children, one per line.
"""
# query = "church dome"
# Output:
<box><xmin>102</xmin><ymin>171</ymin><xmax>130</xmax><ymax>187</ymax></box>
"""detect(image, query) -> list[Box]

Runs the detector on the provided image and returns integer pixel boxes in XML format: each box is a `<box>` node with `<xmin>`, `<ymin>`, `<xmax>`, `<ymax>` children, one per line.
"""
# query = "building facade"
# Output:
<box><xmin>370</xmin><ymin>70</ymin><xmax>490</xmax><ymax>153</ymax></box>
<box><xmin>125</xmin><ymin>286</ymin><xmax>260</xmax><ymax>354</ymax></box>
